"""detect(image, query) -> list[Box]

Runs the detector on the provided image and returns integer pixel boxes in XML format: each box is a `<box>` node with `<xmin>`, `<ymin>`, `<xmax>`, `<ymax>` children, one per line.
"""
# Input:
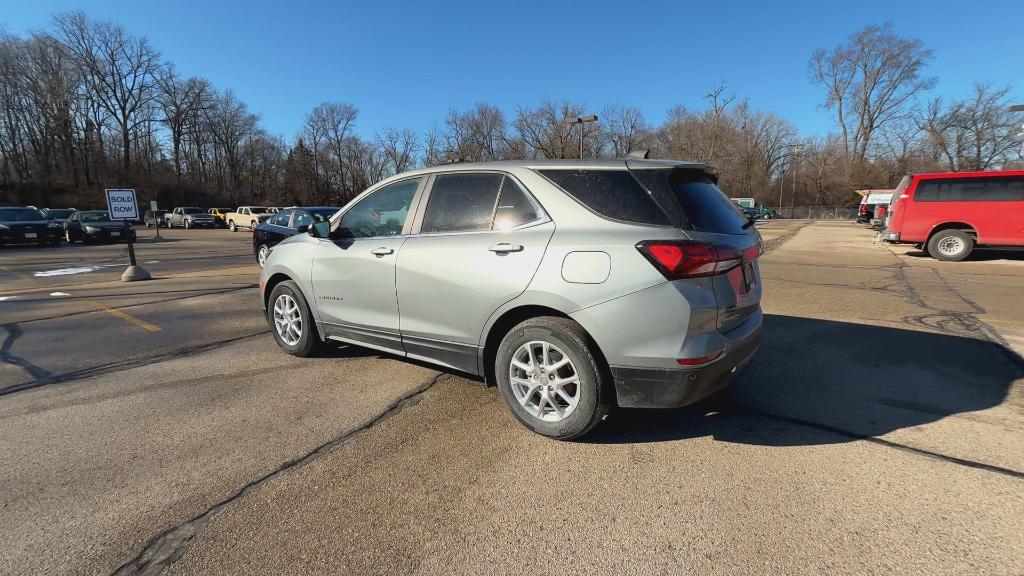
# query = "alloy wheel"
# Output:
<box><xmin>273</xmin><ymin>293</ymin><xmax>302</xmax><ymax>346</ymax></box>
<box><xmin>258</xmin><ymin>245</ymin><xmax>269</xmax><ymax>267</ymax></box>
<box><xmin>509</xmin><ymin>340</ymin><xmax>580</xmax><ymax>422</ymax></box>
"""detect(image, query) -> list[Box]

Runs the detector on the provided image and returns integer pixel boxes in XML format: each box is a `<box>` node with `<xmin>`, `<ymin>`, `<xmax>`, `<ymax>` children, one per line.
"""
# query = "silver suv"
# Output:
<box><xmin>259</xmin><ymin>159</ymin><xmax>762</xmax><ymax>438</ymax></box>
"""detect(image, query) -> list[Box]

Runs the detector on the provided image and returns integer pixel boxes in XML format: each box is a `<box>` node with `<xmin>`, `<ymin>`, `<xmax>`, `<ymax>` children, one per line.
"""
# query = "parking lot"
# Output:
<box><xmin>1</xmin><ymin>221</ymin><xmax>1022</xmax><ymax>575</ymax></box>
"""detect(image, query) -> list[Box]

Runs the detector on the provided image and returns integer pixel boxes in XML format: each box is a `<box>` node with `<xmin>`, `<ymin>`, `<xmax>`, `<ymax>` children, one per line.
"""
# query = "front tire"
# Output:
<box><xmin>927</xmin><ymin>229</ymin><xmax>973</xmax><ymax>261</ymax></box>
<box><xmin>184</xmin><ymin>219</ymin><xmax>191</xmax><ymax>229</ymax></box>
<box><xmin>257</xmin><ymin>244</ymin><xmax>270</xmax><ymax>267</ymax></box>
<box><xmin>495</xmin><ymin>317</ymin><xmax>611</xmax><ymax>440</ymax></box>
<box><xmin>229</xmin><ymin>220</ymin><xmax>237</xmax><ymax>232</ymax></box>
<box><xmin>267</xmin><ymin>280</ymin><xmax>322</xmax><ymax>357</ymax></box>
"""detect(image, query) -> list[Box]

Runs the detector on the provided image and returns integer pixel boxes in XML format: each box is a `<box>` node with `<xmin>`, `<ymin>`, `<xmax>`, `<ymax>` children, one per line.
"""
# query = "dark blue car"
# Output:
<box><xmin>253</xmin><ymin>206</ymin><xmax>340</xmax><ymax>267</ymax></box>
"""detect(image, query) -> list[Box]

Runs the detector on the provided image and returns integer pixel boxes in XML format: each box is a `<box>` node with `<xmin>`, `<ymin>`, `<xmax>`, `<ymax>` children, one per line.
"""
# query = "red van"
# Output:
<box><xmin>882</xmin><ymin>170</ymin><xmax>1024</xmax><ymax>261</ymax></box>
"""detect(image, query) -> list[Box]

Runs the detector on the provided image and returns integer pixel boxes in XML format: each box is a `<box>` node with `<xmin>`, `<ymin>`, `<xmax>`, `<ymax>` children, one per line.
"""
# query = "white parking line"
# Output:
<box><xmin>33</xmin><ymin>266</ymin><xmax>101</xmax><ymax>277</ymax></box>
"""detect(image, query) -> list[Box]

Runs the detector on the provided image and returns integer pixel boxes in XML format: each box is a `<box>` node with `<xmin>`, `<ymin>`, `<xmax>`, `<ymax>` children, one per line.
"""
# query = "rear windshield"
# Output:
<box><xmin>631</xmin><ymin>168</ymin><xmax>750</xmax><ymax>235</ymax></box>
<box><xmin>182</xmin><ymin>208</ymin><xmax>205</xmax><ymax>214</ymax></box>
<box><xmin>0</xmin><ymin>208</ymin><xmax>45</xmax><ymax>221</ymax></box>
<box><xmin>80</xmin><ymin>212</ymin><xmax>112</xmax><ymax>222</ymax></box>
<box><xmin>250</xmin><ymin>207</ymin><xmax>269</xmax><ymax>214</ymax></box>
<box><xmin>46</xmin><ymin>209</ymin><xmax>75</xmax><ymax>219</ymax></box>
<box><xmin>538</xmin><ymin>169</ymin><xmax>670</xmax><ymax>226</ymax></box>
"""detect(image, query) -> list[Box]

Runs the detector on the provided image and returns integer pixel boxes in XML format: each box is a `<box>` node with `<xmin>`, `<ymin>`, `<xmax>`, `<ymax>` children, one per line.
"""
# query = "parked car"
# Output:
<box><xmin>225</xmin><ymin>206</ymin><xmax>272</xmax><ymax>231</ymax></box>
<box><xmin>882</xmin><ymin>171</ymin><xmax>1024</xmax><ymax>261</ymax></box>
<box><xmin>167</xmin><ymin>207</ymin><xmax>217</xmax><ymax>229</ymax></box>
<box><xmin>64</xmin><ymin>210</ymin><xmax>136</xmax><ymax>243</ymax></box>
<box><xmin>41</xmin><ymin>208</ymin><xmax>76</xmax><ymax>223</ymax></box>
<box><xmin>0</xmin><ymin>206</ymin><xmax>64</xmax><ymax>246</ymax></box>
<box><xmin>259</xmin><ymin>159</ymin><xmax>763</xmax><ymax>439</ymax></box>
<box><xmin>144</xmin><ymin>209</ymin><xmax>167</xmax><ymax>228</ymax></box>
<box><xmin>267</xmin><ymin>207</ymin><xmax>281</xmax><ymax>214</ymax></box>
<box><xmin>208</xmin><ymin>208</ymin><xmax>233</xmax><ymax>227</ymax></box>
<box><xmin>253</xmin><ymin>206</ymin><xmax>340</xmax><ymax>267</ymax></box>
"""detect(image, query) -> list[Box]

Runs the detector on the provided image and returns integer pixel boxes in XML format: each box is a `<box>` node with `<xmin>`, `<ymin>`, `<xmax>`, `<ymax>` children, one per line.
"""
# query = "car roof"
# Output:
<box><xmin>394</xmin><ymin>158</ymin><xmax>712</xmax><ymax>178</ymax></box>
<box><xmin>912</xmin><ymin>170</ymin><xmax>1024</xmax><ymax>178</ymax></box>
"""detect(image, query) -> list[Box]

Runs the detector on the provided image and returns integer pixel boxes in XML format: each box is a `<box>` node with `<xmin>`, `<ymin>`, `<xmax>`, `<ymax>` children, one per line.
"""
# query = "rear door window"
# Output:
<box><xmin>914</xmin><ymin>177</ymin><xmax>1024</xmax><ymax>202</ymax></box>
<box><xmin>539</xmin><ymin>169</ymin><xmax>670</xmax><ymax>226</ymax></box>
<box><xmin>493</xmin><ymin>177</ymin><xmax>543</xmax><ymax>230</ymax></box>
<box><xmin>420</xmin><ymin>173</ymin><xmax>503</xmax><ymax>234</ymax></box>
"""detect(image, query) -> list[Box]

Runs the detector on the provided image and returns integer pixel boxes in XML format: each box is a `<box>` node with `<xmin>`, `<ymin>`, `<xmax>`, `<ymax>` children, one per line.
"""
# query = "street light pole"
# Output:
<box><xmin>567</xmin><ymin>114</ymin><xmax>598</xmax><ymax>159</ymax></box>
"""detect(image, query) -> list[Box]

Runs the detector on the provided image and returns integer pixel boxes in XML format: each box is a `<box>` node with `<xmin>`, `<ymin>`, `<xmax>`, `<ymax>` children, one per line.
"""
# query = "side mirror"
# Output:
<box><xmin>296</xmin><ymin>224</ymin><xmax>309</xmax><ymax>234</ymax></box>
<box><xmin>310</xmin><ymin>220</ymin><xmax>331</xmax><ymax>238</ymax></box>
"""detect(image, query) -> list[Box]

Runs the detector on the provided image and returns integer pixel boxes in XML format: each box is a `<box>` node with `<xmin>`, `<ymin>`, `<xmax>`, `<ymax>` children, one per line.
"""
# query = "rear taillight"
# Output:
<box><xmin>636</xmin><ymin>240</ymin><xmax>742</xmax><ymax>279</ymax></box>
<box><xmin>859</xmin><ymin>204</ymin><xmax>867</xmax><ymax>214</ymax></box>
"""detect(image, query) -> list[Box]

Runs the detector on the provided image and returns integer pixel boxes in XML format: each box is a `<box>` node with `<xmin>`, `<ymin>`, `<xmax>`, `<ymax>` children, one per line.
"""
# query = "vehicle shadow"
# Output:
<box><xmin>584</xmin><ymin>314</ymin><xmax>1021</xmax><ymax>446</ymax></box>
<box><xmin>902</xmin><ymin>248</ymin><xmax>1024</xmax><ymax>262</ymax></box>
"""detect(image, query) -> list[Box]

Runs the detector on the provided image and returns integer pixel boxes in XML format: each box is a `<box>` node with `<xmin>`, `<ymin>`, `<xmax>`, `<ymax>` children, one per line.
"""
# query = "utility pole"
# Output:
<box><xmin>1011</xmin><ymin>105</ymin><xmax>1024</xmax><ymax>160</ymax></box>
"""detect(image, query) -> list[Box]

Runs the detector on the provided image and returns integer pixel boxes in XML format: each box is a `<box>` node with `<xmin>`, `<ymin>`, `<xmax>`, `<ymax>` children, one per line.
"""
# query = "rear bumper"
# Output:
<box><xmin>610</xmin><ymin>311</ymin><xmax>762</xmax><ymax>408</ymax></box>
<box><xmin>882</xmin><ymin>230</ymin><xmax>900</xmax><ymax>243</ymax></box>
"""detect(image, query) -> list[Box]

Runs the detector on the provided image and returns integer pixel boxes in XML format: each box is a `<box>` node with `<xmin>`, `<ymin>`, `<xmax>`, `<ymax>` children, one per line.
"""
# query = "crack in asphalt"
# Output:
<box><xmin>110</xmin><ymin>372</ymin><xmax>453</xmax><ymax>576</ymax></box>
<box><xmin>0</xmin><ymin>323</ymin><xmax>56</xmax><ymax>386</ymax></box>
<box><xmin>736</xmin><ymin>404</ymin><xmax>1024</xmax><ymax>481</ymax></box>
<box><xmin>0</xmin><ymin>331</ymin><xmax>269</xmax><ymax>396</ymax></box>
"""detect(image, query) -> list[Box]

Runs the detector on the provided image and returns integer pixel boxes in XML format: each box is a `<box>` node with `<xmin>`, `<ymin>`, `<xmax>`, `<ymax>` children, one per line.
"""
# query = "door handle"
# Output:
<box><xmin>371</xmin><ymin>247</ymin><xmax>394</xmax><ymax>256</ymax></box>
<box><xmin>488</xmin><ymin>243</ymin><xmax>524</xmax><ymax>253</ymax></box>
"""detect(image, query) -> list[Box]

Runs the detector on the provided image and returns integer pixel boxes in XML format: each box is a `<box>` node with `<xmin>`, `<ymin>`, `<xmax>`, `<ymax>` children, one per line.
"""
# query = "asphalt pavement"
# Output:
<box><xmin>1</xmin><ymin>221</ymin><xmax>1021</xmax><ymax>575</ymax></box>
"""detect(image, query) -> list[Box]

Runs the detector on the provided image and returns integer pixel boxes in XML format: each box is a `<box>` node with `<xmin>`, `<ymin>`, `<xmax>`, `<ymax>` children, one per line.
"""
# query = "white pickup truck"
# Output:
<box><xmin>225</xmin><ymin>206</ymin><xmax>272</xmax><ymax>232</ymax></box>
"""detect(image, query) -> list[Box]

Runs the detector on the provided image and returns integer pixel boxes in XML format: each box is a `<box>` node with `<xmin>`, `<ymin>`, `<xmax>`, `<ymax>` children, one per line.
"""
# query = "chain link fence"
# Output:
<box><xmin>771</xmin><ymin>206</ymin><xmax>859</xmax><ymax>220</ymax></box>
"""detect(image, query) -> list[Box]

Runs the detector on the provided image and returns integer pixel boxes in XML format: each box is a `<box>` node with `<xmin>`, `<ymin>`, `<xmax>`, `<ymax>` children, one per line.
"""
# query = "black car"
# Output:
<box><xmin>253</xmin><ymin>206</ymin><xmax>340</xmax><ymax>266</ymax></box>
<box><xmin>65</xmin><ymin>210</ymin><xmax>137</xmax><ymax>244</ymax></box>
<box><xmin>0</xmin><ymin>206</ymin><xmax>64</xmax><ymax>246</ymax></box>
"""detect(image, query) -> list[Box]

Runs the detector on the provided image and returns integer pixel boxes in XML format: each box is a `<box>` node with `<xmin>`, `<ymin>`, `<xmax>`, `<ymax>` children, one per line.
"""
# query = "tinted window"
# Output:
<box><xmin>308</xmin><ymin>208</ymin><xmax>339</xmax><ymax>221</ymax></box>
<box><xmin>45</xmin><ymin>209</ymin><xmax>74</xmax><ymax>219</ymax></box>
<box><xmin>0</xmin><ymin>208</ymin><xmax>46</xmax><ymax>221</ymax></box>
<box><xmin>539</xmin><ymin>169</ymin><xmax>670</xmax><ymax>226</ymax></box>
<box><xmin>292</xmin><ymin>211</ymin><xmax>312</xmax><ymax>229</ymax></box>
<box><xmin>632</xmin><ymin>168</ymin><xmax>749</xmax><ymax>234</ymax></box>
<box><xmin>421</xmin><ymin>173</ymin><xmax>503</xmax><ymax>234</ymax></box>
<box><xmin>270</xmin><ymin>211</ymin><xmax>291</xmax><ymax>226</ymax></box>
<box><xmin>914</xmin><ymin>177</ymin><xmax>1024</xmax><ymax>202</ymax></box>
<box><xmin>493</xmin><ymin>177</ymin><xmax>542</xmax><ymax>230</ymax></box>
<box><xmin>338</xmin><ymin>177</ymin><xmax>420</xmax><ymax>238</ymax></box>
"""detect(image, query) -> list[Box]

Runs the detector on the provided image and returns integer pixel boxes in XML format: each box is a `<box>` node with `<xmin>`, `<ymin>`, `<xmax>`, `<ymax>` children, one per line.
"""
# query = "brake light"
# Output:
<box><xmin>636</xmin><ymin>240</ymin><xmax>742</xmax><ymax>279</ymax></box>
<box><xmin>859</xmin><ymin>204</ymin><xmax>867</xmax><ymax>215</ymax></box>
<box><xmin>677</xmin><ymin>351</ymin><xmax>722</xmax><ymax>366</ymax></box>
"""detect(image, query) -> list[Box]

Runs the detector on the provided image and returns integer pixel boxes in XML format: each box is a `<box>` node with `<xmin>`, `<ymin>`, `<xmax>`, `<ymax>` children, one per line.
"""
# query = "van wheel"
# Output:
<box><xmin>495</xmin><ymin>317</ymin><xmax>611</xmax><ymax>440</ymax></box>
<box><xmin>928</xmin><ymin>229</ymin><xmax>973</xmax><ymax>261</ymax></box>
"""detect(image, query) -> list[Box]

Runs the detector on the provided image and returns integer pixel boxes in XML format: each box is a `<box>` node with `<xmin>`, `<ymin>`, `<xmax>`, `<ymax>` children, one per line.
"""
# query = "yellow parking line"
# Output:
<box><xmin>85</xmin><ymin>299</ymin><xmax>161</xmax><ymax>332</ymax></box>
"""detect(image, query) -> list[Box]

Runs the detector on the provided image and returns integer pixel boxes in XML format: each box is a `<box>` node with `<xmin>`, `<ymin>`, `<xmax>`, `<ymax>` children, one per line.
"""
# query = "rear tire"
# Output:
<box><xmin>267</xmin><ymin>280</ymin><xmax>322</xmax><ymax>357</ymax></box>
<box><xmin>927</xmin><ymin>229</ymin><xmax>973</xmax><ymax>262</ymax></box>
<box><xmin>495</xmin><ymin>316</ymin><xmax>611</xmax><ymax>440</ymax></box>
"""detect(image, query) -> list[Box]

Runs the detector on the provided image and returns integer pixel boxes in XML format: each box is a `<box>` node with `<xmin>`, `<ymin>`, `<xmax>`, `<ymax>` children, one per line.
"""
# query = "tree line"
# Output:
<box><xmin>1</xmin><ymin>15</ymin><xmax>1020</xmax><ymax>211</ymax></box>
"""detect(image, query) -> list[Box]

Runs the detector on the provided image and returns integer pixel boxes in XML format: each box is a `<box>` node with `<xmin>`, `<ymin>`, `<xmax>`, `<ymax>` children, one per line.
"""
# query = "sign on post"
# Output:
<box><xmin>105</xmin><ymin>189</ymin><xmax>139</xmax><ymax>220</ymax></box>
<box><xmin>104</xmin><ymin>188</ymin><xmax>150</xmax><ymax>281</ymax></box>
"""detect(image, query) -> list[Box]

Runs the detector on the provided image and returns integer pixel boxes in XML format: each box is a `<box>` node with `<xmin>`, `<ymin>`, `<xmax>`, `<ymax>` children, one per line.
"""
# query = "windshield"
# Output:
<box><xmin>46</xmin><ymin>209</ymin><xmax>75</xmax><ymax>219</ymax></box>
<box><xmin>80</xmin><ymin>212</ymin><xmax>113</xmax><ymax>223</ymax></box>
<box><xmin>250</xmin><ymin>207</ymin><xmax>269</xmax><ymax>214</ymax></box>
<box><xmin>0</xmin><ymin>208</ymin><xmax>46</xmax><ymax>221</ymax></box>
<box><xmin>182</xmin><ymin>208</ymin><xmax>205</xmax><ymax>214</ymax></box>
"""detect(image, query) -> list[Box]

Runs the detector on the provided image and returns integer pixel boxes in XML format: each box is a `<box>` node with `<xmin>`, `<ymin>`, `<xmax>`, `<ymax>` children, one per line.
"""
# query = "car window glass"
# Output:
<box><xmin>915</xmin><ymin>177</ymin><xmax>1024</xmax><ymax>202</ymax></box>
<box><xmin>421</xmin><ymin>173</ymin><xmax>503</xmax><ymax>234</ymax></box>
<box><xmin>270</xmin><ymin>211</ymin><xmax>290</xmax><ymax>226</ymax></box>
<box><xmin>338</xmin><ymin>177</ymin><xmax>421</xmax><ymax>238</ymax></box>
<box><xmin>293</xmin><ymin>211</ymin><xmax>313</xmax><ymax>229</ymax></box>
<box><xmin>539</xmin><ymin>169</ymin><xmax>671</xmax><ymax>226</ymax></box>
<box><xmin>493</xmin><ymin>177</ymin><xmax>542</xmax><ymax>230</ymax></box>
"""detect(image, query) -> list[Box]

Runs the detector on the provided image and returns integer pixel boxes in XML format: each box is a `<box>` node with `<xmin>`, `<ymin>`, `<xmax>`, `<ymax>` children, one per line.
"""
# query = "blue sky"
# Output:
<box><xmin>3</xmin><ymin>0</ymin><xmax>1021</xmax><ymax>142</ymax></box>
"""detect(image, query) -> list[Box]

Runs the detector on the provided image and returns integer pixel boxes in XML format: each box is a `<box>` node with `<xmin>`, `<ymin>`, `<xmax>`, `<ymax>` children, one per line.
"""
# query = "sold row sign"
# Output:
<box><xmin>105</xmin><ymin>189</ymin><xmax>138</xmax><ymax>220</ymax></box>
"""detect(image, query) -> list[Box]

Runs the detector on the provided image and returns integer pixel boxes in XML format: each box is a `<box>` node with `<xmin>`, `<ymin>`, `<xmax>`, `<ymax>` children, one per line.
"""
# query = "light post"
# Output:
<box><xmin>1011</xmin><ymin>105</ymin><xmax>1024</xmax><ymax>159</ymax></box>
<box><xmin>567</xmin><ymin>114</ymin><xmax>598</xmax><ymax>159</ymax></box>
<box><xmin>779</xmin><ymin>145</ymin><xmax>804</xmax><ymax>211</ymax></box>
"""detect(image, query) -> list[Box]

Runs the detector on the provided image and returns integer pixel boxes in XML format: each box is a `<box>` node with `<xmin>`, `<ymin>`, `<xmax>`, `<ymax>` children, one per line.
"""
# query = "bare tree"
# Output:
<box><xmin>377</xmin><ymin>127</ymin><xmax>419</xmax><ymax>174</ymax></box>
<box><xmin>810</xmin><ymin>23</ymin><xmax>934</xmax><ymax>174</ymax></box>
<box><xmin>601</xmin><ymin>103</ymin><xmax>650</xmax><ymax>157</ymax></box>
<box><xmin>54</xmin><ymin>11</ymin><xmax>161</xmax><ymax>175</ymax></box>
<box><xmin>920</xmin><ymin>84</ymin><xmax>1021</xmax><ymax>171</ymax></box>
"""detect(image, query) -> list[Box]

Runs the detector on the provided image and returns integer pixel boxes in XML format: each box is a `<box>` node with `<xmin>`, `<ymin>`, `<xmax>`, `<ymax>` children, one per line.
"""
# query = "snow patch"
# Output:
<box><xmin>34</xmin><ymin>266</ymin><xmax>101</xmax><ymax>277</ymax></box>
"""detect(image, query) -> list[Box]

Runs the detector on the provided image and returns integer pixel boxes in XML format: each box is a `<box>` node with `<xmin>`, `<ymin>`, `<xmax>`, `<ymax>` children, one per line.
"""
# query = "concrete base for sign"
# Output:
<box><xmin>121</xmin><ymin>266</ymin><xmax>152</xmax><ymax>282</ymax></box>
